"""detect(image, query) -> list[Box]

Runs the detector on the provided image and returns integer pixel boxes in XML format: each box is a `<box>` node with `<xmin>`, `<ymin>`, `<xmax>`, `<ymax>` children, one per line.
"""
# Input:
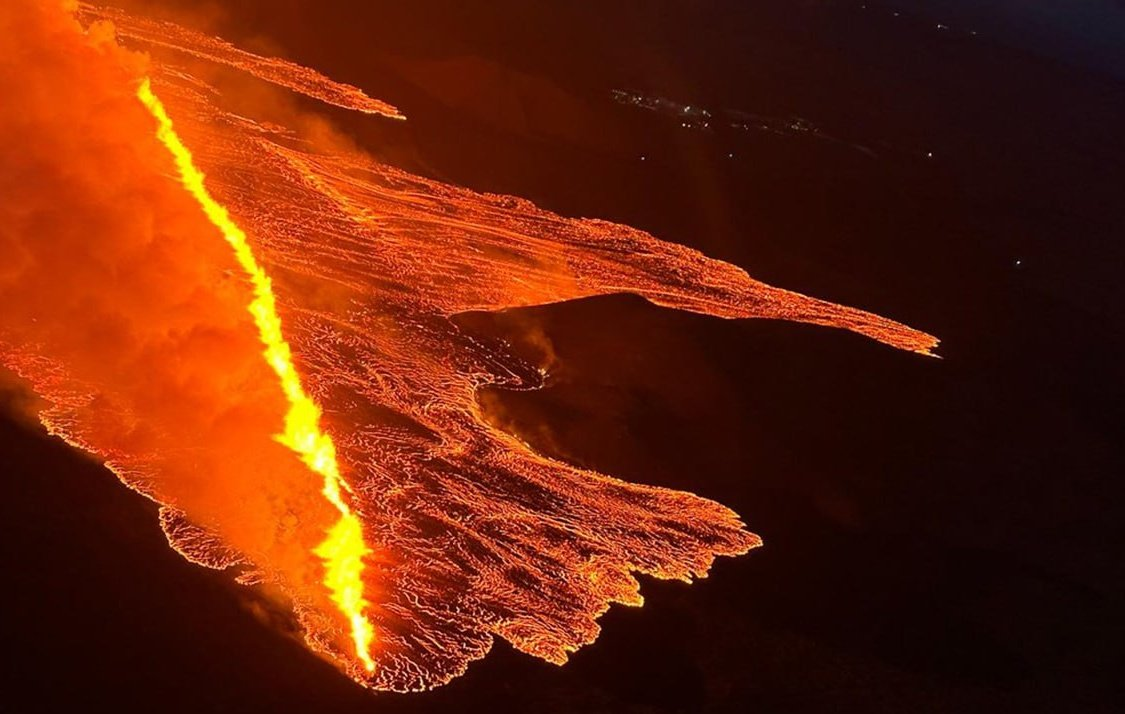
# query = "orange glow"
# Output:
<box><xmin>136</xmin><ymin>78</ymin><xmax>376</xmax><ymax>673</ymax></box>
<box><xmin>1</xmin><ymin>0</ymin><xmax>940</xmax><ymax>692</ymax></box>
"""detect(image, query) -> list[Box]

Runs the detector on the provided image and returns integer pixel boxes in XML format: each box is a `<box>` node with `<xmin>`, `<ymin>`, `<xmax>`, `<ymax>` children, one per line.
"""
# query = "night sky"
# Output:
<box><xmin>889</xmin><ymin>0</ymin><xmax>1125</xmax><ymax>77</ymax></box>
<box><xmin>2</xmin><ymin>1</ymin><xmax>1123</xmax><ymax>711</ymax></box>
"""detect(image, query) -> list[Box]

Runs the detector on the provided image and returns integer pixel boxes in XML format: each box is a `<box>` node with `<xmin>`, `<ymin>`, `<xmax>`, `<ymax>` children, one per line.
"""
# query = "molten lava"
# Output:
<box><xmin>136</xmin><ymin>77</ymin><xmax>376</xmax><ymax>673</ymax></box>
<box><xmin>0</xmin><ymin>0</ymin><xmax>939</xmax><ymax>692</ymax></box>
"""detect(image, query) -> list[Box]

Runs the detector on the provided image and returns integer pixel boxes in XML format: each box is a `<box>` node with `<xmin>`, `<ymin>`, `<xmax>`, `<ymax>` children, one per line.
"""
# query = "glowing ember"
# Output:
<box><xmin>0</xmin><ymin>0</ymin><xmax>938</xmax><ymax>693</ymax></box>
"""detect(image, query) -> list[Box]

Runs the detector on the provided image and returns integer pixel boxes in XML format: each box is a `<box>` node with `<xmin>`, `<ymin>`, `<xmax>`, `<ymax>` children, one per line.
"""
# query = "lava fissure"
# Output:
<box><xmin>136</xmin><ymin>77</ymin><xmax>376</xmax><ymax>674</ymax></box>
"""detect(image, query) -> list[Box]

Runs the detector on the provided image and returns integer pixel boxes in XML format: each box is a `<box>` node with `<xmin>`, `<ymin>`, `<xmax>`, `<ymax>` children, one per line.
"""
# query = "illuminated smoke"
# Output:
<box><xmin>0</xmin><ymin>0</ymin><xmax>938</xmax><ymax>692</ymax></box>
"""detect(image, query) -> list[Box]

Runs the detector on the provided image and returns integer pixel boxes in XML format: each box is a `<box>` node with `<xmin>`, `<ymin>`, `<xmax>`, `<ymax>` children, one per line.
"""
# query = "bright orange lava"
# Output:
<box><xmin>0</xmin><ymin>0</ymin><xmax>941</xmax><ymax>693</ymax></box>
<box><xmin>136</xmin><ymin>78</ymin><xmax>376</xmax><ymax>673</ymax></box>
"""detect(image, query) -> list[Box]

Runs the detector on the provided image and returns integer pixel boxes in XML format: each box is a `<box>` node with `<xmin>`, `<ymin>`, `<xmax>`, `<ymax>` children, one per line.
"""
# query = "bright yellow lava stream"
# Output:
<box><xmin>136</xmin><ymin>78</ymin><xmax>376</xmax><ymax>673</ymax></box>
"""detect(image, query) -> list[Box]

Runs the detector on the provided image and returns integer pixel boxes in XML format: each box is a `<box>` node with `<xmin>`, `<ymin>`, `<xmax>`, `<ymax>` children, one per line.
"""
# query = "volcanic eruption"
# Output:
<box><xmin>0</xmin><ymin>0</ymin><xmax>937</xmax><ymax>691</ymax></box>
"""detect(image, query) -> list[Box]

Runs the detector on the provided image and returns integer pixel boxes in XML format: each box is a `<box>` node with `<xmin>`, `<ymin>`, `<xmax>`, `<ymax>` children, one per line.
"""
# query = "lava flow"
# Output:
<box><xmin>135</xmin><ymin>77</ymin><xmax>376</xmax><ymax>673</ymax></box>
<box><xmin>0</xmin><ymin>0</ymin><xmax>938</xmax><ymax>692</ymax></box>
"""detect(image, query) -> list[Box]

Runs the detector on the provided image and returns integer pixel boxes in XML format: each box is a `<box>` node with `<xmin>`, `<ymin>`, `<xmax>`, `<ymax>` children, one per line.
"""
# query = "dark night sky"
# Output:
<box><xmin>3</xmin><ymin>1</ymin><xmax>1124</xmax><ymax>712</ymax></box>
<box><xmin>887</xmin><ymin>0</ymin><xmax>1125</xmax><ymax>77</ymax></box>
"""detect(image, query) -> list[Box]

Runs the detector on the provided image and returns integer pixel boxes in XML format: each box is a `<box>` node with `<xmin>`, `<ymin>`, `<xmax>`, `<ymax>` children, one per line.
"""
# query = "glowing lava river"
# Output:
<box><xmin>0</xmin><ymin>0</ymin><xmax>938</xmax><ymax>690</ymax></box>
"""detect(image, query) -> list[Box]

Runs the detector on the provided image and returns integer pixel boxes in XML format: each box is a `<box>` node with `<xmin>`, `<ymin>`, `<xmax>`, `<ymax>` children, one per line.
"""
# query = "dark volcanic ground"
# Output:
<box><xmin>2</xmin><ymin>1</ymin><xmax>1123</xmax><ymax>712</ymax></box>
